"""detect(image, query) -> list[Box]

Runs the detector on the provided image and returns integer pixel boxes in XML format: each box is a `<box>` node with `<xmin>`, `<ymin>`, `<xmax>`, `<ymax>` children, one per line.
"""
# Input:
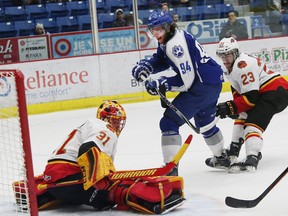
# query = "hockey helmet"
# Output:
<box><xmin>147</xmin><ymin>11</ymin><xmax>173</xmax><ymax>30</ymax></box>
<box><xmin>97</xmin><ymin>100</ymin><xmax>126</xmax><ymax>136</ymax></box>
<box><xmin>216</xmin><ymin>37</ymin><xmax>240</xmax><ymax>58</ymax></box>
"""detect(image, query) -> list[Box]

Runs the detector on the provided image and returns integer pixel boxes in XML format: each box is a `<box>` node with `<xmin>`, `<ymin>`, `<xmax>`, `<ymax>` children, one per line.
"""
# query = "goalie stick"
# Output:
<box><xmin>225</xmin><ymin>166</ymin><xmax>288</xmax><ymax>208</ymax></box>
<box><xmin>38</xmin><ymin>134</ymin><xmax>192</xmax><ymax>190</ymax></box>
<box><xmin>110</xmin><ymin>134</ymin><xmax>192</xmax><ymax>180</ymax></box>
<box><xmin>154</xmin><ymin>88</ymin><xmax>220</xmax><ymax>134</ymax></box>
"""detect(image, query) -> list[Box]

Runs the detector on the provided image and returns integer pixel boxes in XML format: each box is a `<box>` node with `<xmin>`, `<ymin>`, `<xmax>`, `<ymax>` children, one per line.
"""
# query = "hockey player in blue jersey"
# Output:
<box><xmin>131</xmin><ymin>11</ymin><xmax>229</xmax><ymax>174</ymax></box>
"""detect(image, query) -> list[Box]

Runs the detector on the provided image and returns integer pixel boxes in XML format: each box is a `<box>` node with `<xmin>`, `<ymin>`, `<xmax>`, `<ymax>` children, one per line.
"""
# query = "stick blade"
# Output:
<box><xmin>225</xmin><ymin>196</ymin><xmax>258</xmax><ymax>208</ymax></box>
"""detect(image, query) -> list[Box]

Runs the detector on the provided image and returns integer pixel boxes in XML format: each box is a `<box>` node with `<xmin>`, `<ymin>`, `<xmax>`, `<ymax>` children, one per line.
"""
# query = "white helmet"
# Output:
<box><xmin>216</xmin><ymin>37</ymin><xmax>240</xmax><ymax>57</ymax></box>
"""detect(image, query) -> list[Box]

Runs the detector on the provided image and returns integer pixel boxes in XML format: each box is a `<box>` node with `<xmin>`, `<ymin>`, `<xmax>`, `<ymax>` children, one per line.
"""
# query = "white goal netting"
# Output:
<box><xmin>0</xmin><ymin>70</ymin><xmax>37</xmax><ymax>215</ymax></box>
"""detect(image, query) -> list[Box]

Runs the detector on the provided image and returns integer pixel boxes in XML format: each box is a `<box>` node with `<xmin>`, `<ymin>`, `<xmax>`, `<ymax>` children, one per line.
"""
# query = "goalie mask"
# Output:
<box><xmin>97</xmin><ymin>101</ymin><xmax>126</xmax><ymax>136</ymax></box>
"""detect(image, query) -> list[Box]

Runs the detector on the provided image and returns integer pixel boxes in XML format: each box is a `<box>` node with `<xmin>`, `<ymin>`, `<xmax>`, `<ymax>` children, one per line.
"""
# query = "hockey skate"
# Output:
<box><xmin>205</xmin><ymin>151</ymin><xmax>231</xmax><ymax>170</ymax></box>
<box><xmin>226</xmin><ymin>138</ymin><xmax>244</xmax><ymax>164</ymax></box>
<box><xmin>228</xmin><ymin>152</ymin><xmax>262</xmax><ymax>173</ymax></box>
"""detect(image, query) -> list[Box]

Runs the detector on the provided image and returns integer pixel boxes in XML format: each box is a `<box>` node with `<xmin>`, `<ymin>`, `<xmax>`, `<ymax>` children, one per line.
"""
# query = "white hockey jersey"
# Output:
<box><xmin>48</xmin><ymin>118</ymin><xmax>118</xmax><ymax>163</ymax></box>
<box><xmin>224</xmin><ymin>53</ymin><xmax>279</xmax><ymax>94</ymax></box>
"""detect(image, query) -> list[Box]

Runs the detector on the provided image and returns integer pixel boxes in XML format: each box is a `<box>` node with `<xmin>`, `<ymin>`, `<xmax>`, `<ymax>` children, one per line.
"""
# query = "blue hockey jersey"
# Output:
<box><xmin>147</xmin><ymin>29</ymin><xmax>224</xmax><ymax>92</ymax></box>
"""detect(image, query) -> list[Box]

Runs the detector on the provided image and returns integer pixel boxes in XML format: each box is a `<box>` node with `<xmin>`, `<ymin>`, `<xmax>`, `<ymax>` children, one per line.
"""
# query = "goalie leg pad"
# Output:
<box><xmin>112</xmin><ymin>176</ymin><xmax>184</xmax><ymax>214</ymax></box>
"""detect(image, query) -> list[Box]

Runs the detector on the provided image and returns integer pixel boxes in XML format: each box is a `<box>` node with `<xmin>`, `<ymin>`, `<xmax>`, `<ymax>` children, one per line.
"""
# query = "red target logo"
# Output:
<box><xmin>54</xmin><ymin>38</ymin><xmax>72</xmax><ymax>56</ymax></box>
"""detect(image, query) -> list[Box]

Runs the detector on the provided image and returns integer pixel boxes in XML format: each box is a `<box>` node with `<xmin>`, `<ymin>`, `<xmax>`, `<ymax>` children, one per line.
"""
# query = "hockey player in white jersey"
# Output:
<box><xmin>214</xmin><ymin>37</ymin><xmax>288</xmax><ymax>173</ymax></box>
<box><xmin>132</xmin><ymin>11</ymin><xmax>227</xmax><ymax>175</ymax></box>
<box><xmin>13</xmin><ymin>100</ymin><xmax>185</xmax><ymax>214</ymax></box>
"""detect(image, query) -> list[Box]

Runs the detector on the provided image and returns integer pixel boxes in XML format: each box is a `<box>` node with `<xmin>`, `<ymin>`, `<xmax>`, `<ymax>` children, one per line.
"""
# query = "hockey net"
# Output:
<box><xmin>0</xmin><ymin>70</ymin><xmax>38</xmax><ymax>215</ymax></box>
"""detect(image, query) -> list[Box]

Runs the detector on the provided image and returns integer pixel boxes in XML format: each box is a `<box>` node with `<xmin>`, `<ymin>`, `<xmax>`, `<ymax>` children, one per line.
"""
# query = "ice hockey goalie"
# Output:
<box><xmin>12</xmin><ymin>100</ymin><xmax>185</xmax><ymax>214</ymax></box>
<box><xmin>13</xmin><ymin>170</ymin><xmax>185</xmax><ymax>214</ymax></box>
<box><xmin>13</xmin><ymin>136</ymin><xmax>184</xmax><ymax>214</ymax></box>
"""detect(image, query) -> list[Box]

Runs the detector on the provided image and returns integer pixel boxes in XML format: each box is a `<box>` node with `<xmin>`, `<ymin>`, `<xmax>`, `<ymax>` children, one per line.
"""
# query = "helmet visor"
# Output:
<box><xmin>148</xmin><ymin>25</ymin><xmax>166</xmax><ymax>38</ymax></box>
<box><xmin>216</xmin><ymin>49</ymin><xmax>236</xmax><ymax>58</ymax></box>
<box><xmin>217</xmin><ymin>52</ymin><xmax>234</xmax><ymax>61</ymax></box>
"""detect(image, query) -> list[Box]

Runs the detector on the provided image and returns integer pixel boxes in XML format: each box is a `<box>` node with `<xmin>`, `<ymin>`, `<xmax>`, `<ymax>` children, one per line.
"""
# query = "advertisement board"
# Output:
<box><xmin>99</xmin><ymin>27</ymin><xmax>136</xmax><ymax>53</ymax></box>
<box><xmin>0</xmin><ymin>39</ymin><xmax>19</xmax><ymax>64</ymax></box>
<box><xmin>18</xmin><ymin>36</ymin><xmax>49</xmax><ymax>61</ymax></box>
<box><xmin>1</xmin><ymin>37</ymin><xmax>287</xmax><ymax>107</ymax></box>
<box><xmin>1</xmin><ymin>56</ymin><xmax>101</xmax><ymax>104</ymax></box>
<box><xmin>51</xmin><ymin>31</ymin><xmax>93</xmax><ymax>58</ymax></box>
<box><xmin>237</xmin><ymin>39</ymin><xmax>288</xmax><ymax>74</ymax></box>
<box><xmin>178</xmin><ymin>17</ymin><xmax>252</xmax><ymax>44</ymax></box>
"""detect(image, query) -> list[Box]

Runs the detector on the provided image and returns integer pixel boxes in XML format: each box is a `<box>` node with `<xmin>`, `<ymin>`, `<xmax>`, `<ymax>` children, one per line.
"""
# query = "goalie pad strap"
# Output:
<box><xmin>126</xmin><ymin>182</ymin><xmax>165</xmax><ymax>214</ymax></box>
<box><xmin>112</xmin><ymin>176</ymin><xmax>184</xmax><ymax>214</ymax></box>
<box><xmin>77</xmin><ymin>141</ymin><xmax>116</xmax><ymax>190</ymax></box>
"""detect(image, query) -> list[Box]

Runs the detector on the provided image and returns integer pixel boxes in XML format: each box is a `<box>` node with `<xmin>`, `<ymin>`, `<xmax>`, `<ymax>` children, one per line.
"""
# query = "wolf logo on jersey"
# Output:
<box><xmin>172</xmin><ymin>45</ymin><xmax>184</xmax><ymax>58</ymax></box>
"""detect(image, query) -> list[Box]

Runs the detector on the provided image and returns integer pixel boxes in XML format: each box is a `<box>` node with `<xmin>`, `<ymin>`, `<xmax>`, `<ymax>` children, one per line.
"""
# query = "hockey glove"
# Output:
<box><xmin>145</xmin><ymin>77</ymin><xmax>171</xmax><ymax>96</ymax></box>
<box><xmin>131</xmin><ymin>60</ymin><xmax>153</xmax><ymax>82</ymax></box>
<box><xmin>216</xmin><ymin>101</ymin><xmax>238</xmax><ymax>119</ymax></box>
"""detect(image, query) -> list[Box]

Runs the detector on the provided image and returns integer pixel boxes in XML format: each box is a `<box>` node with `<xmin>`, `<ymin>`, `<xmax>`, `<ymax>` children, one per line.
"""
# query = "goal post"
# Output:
<box><xmin>0</xmin><ymin>70</ymin><xmax>38</xmax><ymax>216</ymax></box>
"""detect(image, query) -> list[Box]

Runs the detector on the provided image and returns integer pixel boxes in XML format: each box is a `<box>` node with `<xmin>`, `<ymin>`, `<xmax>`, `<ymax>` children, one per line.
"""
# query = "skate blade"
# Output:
<box><xmin>161</xmin><ymin>198</ymin><xmax>186</xmax><ymax>214</ymax></box>
<box><xmin>207</xmin><ymin>164</ymin><xmax>230</xmax><ymax>170</ymax></box>
<box><xmin>229</xmin><ymin>165</ymin><xmax>256</xmax><ymax>174</ymax></box>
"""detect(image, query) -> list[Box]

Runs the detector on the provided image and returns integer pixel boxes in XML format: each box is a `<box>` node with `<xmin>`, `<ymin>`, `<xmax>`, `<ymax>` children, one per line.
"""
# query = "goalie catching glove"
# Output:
<box><xmin>132</xmin><ymin>60</ymin><xmax>153</xmax><ymax>82</ymax></box>
<box><xmin>145</xmin><ymin>77</ymin><xmax>171</xmax><ymax>95</ymax></box>
<box><xmin>216</xmin><ymin>101</ymin><xmax>239</xmax><ymax>119</ymax></box>
<box><xmin>109</xmin><ymin>176</ymin><xmax>185</xmax><ymax>214</ymax></box>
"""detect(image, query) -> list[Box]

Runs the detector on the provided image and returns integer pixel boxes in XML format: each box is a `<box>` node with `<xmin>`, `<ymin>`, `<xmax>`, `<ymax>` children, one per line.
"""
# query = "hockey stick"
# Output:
<box><xmin>139</xmin><ymin>75</ymin><xmax>219</xmax><ymax>134</ymax></box>
<box><xmin>225</xmin><ymin>166</ymin><xmax>288</xmax><ymax>208</ymax></box>
<box><xmin>159</xmin><ymin>85</ymin><xmax>168</xmax><ymax>108</ymax></box>
<box><xmin>38</xmin><ymin>135</ymin><xmax>192</xmax><ymax>190</ymax></box>
<box><xmin>110</xmin><ymin>134</ymin><xmax>192</xmax><ymax>180</ymax></box>
<box><xmin>155</xmin><ymin>88</ymin><xmax>219</xmax><ymax>134</ymax></box>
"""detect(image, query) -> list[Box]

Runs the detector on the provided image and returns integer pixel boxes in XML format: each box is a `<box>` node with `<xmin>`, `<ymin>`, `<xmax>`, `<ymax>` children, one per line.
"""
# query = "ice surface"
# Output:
<box><xmin>6</xmin><ymin>92</ymin><xmax>288</xmax><ymax>215</ymax></box>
